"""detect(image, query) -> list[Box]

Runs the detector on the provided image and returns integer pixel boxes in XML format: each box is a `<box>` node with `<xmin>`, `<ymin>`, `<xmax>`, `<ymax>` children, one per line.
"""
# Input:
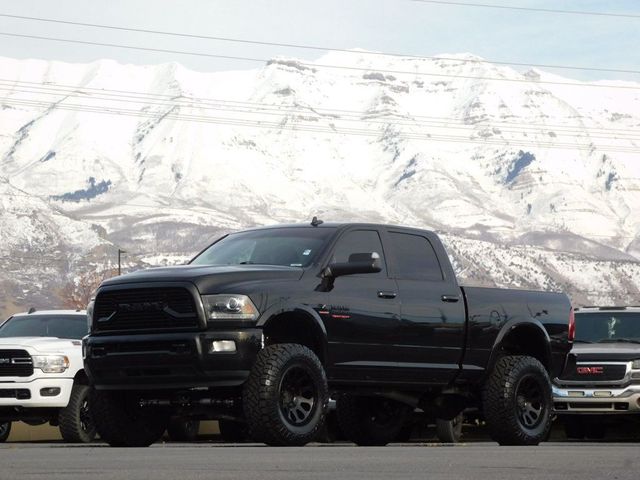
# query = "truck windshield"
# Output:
<box><xmin>575</xmin><ymin>312</ymin><xmax>640</xmax><ymax>344</ymax></box>
<box><xmin>0</xmin><ymin>315</ymin><xmax>87</xmax><ymax>340</ymax></box>
<box><xmin>191</xmin><ymin>227</ymin><xmax>336</xmax><ymax>268</ymax></box>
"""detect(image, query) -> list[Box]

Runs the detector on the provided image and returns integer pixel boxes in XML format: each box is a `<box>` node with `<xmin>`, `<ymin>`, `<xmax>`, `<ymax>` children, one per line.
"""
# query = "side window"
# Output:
<box><xmin>388</xmin><ymin>232</ymin><xmax>444</xmax><ymax>281</ymax></box>
<box><xmin>332</xmin><ymin>230</ymin><xmax>386</xmax><ymax>276</ymax></box>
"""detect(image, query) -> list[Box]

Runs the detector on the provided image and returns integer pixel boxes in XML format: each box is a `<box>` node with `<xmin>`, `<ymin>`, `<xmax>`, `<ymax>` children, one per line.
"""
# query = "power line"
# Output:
<box><xmin>411</xmin><ymin>0</ymin><xmax>640</xmax><ymax>19</ymax></box>
<box><xmin>3</xmin><ymin>83</ymin><xmax>639</xmax><ymax>142</ymax></box>
<box><xmin>2</xmin><ymin>31</ymin><xmax>640</xmax><ymax>91</ymax></box>
<box><xmin>3</xmin><ymin>78</ymin><xmax>639</xmax><ymax>136</ymax></box>
<box><xmin>1</xmin><ymin>12</ymin><xmax>639</xmax><ymax>75</ymax></box>
<box><xmin>5</xmin><ymin>96</ymin><xmax>640</xmax><ymax>153</ymax></box>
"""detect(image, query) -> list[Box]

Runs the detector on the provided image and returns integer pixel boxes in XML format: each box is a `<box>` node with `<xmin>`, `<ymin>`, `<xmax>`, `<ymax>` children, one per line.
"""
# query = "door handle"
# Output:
<box><xmin>377</xmin><ymin>291</ymin><xmax>397</xmax><ymax>299</ymax></box>
<box><xmin>441</xmin><ymin>294</ymin><xmax>460</xmax><ymax>303</ymax></box>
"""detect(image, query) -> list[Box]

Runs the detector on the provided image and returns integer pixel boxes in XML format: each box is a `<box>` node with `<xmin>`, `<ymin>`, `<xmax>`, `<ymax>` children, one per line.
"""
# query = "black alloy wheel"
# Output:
<box><xmin>515</xmin><ymin>375</ymin><xmax>545</xmax><ymax>430</ymax></box>
<box><xmin>279</xmin><ymin>366</ymin><xmax>317</xmax><ymax>427</ymax></box>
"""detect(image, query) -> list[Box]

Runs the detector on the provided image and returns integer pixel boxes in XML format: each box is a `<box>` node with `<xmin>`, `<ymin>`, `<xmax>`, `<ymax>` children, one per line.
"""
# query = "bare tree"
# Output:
<box><xmin>60</xmin><ymin>266</ymin><xmax>118</xmax><ymax>310</ymax></box>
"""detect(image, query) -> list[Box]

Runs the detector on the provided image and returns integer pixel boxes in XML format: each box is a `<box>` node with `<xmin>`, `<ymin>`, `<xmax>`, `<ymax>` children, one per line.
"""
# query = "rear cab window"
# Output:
<box><xmin>387</xmin><ymin>231</ymin><xmax>444</xmax><ymax>281</ymax></box>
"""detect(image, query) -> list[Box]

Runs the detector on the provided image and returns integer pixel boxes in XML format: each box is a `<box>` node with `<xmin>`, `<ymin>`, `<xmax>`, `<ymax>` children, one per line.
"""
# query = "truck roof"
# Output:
<box><xmin>575</xmin><ymin>306</ymin><xmax>640</xmax><ymax>313</ymax></box>
<box><xmin>12</xmin><ymin>309</ymin><xmax>87</xmax><ymax>317</ymax></box>
<box><xmin>240</xmin><ymin>221</ymin><xmax>434</xmax><ymax>233</ymax></box>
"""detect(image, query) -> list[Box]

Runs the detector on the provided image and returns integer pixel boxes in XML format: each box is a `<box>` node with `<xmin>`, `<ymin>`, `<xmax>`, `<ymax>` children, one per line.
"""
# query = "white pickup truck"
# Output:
<box><xmin>0</xmin><ymin>309</ymin><xmax>95</xmax><ymax>443</ymax></box>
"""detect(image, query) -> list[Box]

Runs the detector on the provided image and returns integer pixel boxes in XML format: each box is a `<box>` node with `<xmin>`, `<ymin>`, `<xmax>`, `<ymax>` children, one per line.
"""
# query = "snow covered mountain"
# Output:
<box><xmin>1</xmin><ymin>51</ymin><xmax>639</xmax><ymax>315</ymax></box>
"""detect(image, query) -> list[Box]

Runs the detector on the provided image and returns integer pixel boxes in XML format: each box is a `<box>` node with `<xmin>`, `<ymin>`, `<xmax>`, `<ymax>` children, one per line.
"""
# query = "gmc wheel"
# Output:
<box><xmin>243</xmin><ymin>343</ymin><xmax>328</xmax><ymax>446</ymax></box>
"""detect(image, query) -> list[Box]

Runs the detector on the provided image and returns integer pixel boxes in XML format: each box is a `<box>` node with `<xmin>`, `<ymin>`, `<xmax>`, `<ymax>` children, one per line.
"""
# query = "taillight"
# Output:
<box><xmin>568</xmin><ymin>307</ymin><xmax>575</xmax><ymax>342</ymax></box>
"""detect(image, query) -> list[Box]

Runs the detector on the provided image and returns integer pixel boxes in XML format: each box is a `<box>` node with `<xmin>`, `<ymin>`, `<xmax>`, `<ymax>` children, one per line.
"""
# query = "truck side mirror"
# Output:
<box><xmin>323</xmin><ymin>252</ymin><xmax>382</xmax><ymax>279</ymax></box>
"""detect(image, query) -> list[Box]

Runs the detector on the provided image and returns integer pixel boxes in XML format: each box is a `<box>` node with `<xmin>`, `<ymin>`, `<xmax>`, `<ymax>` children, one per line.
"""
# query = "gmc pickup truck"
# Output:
<box><xmin>84</xmin><ymin>221</ymin><xmax>572</xmax><ymax>447</ymax></box>
<box><xmin>553</xmin><ymin>306</ymin><xmax>640</xmax><ymax>439</ymax></box>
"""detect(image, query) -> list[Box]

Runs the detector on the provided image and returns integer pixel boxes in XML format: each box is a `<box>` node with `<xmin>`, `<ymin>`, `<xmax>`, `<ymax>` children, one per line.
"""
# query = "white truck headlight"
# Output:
<box><xmin>32</xmin><ymin>355</ymin><xmax>70</xmax><ymax>373</ymax></box>
<box><xmin>633</xmin><ymin>359</ymin><xmax>640</xmax><ymax>369</ymax></box>
<box><xmin>201</xmin><ymin>294</ymin><xmax>259</xmax><ymax>321</ymax></box>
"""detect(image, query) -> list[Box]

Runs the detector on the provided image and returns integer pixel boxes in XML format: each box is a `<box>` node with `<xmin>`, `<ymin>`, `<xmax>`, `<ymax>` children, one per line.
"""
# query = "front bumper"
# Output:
<box><xmin>553</xmin><ymin>384</ymin><xmax>640</xmax><ymax>414</ymax></box>
<box><xmin>0</xmin><ymin>378</ymin><xmax>74</xmax><ymax>408</ymax></box>
<box><xmin>84</xmin><ymin>329</ymin><xmax>263</xmax><ymax>390</ymax></box>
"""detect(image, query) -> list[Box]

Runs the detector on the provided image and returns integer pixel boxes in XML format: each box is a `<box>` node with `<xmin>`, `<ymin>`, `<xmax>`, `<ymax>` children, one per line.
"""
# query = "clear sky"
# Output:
<box><xmin>0</xmin><ymin>0</ymin><xmax>639</xmax><ymax>81</ymax></box>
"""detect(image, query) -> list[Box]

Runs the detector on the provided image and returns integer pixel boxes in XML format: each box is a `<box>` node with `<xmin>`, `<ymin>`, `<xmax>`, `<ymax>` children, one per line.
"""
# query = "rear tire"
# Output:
<box><xmin>59</xmin><ymin>385</ymin><xmax>96</xmax><ymax>443</ymax></box>
<box><xmin>243</xmin><ymin>343</ymin><xmax>328</xmax><ymax>446</ymax></box>
<box><xmin>167</xmin><ymin>418</ymin><xmax>200</xmax><ymax>442</ymax></box>
<box><xmin>90</xmin><ymin>390</ymin><xmax>169</xmax><ymax>447</ymax></box>
<box><xmin>436</xmin><ymin>413</ymin><xmax>463</xmax><ymax>443</ymax></box>
<box><xmin>0</xmin><ymin>422</ymin><xmax>10</xmax><ymax>443</ymax></box>
<box><xmin>218</xmin><ymin>420</ymin><xmax>250</xmax><ymax>442</ymax></box>
<box><xmin>483</xmin><ymin>355</ymin><xmax>552</xmax><ymax>446</ymax></box>
<box><xmin>336</xmin><ymin>395</ymin><xmax>411</xmax><ymax>446</ymax></box>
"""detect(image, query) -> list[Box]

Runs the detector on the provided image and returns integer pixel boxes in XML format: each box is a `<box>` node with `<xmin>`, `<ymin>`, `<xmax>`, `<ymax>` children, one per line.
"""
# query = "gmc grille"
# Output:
<box><xmin>562</xmin><ymin>364</ymin><xmax>627</xmax><ymax>382</ymax></box>
<box><xmin>0</xmin><ymin>350</ymin><xmax>34</xmax><ymax>377</ymax></box>
<box><xmin>94</xmin><ymin>287</ymin><xmax>200</xmax><ymax>332</ymax></box>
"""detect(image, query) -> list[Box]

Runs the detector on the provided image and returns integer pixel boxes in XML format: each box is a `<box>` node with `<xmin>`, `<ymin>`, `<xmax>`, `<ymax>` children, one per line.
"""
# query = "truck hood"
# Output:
<box><xmin>0</xmin><ymin>337</ymin><xmax>81</xmax><ymax>353</ymax></box>
<box><xmin>100</xmin><ymin>264</ymin><xmax>305</xmax><ymax>294</ymax></box>
<box><xmin>569</xmin><ymin>342</ymin><xmax>640</xmax><ymax>362</ymax></box>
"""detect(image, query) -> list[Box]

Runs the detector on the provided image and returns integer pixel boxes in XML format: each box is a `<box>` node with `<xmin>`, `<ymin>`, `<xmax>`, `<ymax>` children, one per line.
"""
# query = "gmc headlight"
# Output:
<box><xmin>32</xmin><ymin>355</ymin><xmax>70</xmax><ymax>373</ymax></box>
<box><xmin>201</xmin><ymin>294</ymin><xmax>259</xmax><ymax>321</ymax></box>
<box><xmin>633</xmin><ymin>359</ymin><xmax>640</xmax><ymax>369</ymax></box>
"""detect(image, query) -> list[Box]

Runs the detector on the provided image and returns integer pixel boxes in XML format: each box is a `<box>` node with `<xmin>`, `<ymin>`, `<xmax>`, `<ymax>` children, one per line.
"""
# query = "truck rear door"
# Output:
<box><xmin>383</xmin><ymin>228</ymin><xmax>466</xmax><ymax>384</ymax></box>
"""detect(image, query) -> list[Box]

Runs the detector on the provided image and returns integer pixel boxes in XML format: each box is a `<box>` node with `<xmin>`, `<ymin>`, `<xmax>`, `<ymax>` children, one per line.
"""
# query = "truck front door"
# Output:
<box><xmin>324</xmin><ymin>228</ymin><xmax>403</xmax><ymax>383</ymax></box>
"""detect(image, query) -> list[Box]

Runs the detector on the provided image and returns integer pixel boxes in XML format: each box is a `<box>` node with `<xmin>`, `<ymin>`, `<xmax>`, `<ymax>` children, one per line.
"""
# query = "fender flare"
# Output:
<box><xmin>486</xmin><ymin>317</ymin><xmax>552</xmax><ymax>375</ymax></box>
<box><xmin>257</xmin><ymin>302</ymin><xmax>328</xmax><ymax>362</ymax></box>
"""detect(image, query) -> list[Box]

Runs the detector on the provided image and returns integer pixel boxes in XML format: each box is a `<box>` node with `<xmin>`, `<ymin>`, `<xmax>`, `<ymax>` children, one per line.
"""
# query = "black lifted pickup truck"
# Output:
<box><xmin>84</xmin><ymin>221</ymin><xmax>572</xmax><ymax>447</ymax></box>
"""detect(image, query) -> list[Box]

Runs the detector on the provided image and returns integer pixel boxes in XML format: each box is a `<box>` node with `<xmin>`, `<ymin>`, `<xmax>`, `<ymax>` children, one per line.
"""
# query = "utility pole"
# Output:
<box><xmin>118</xmin><ymin>248</ymin><xmax>126</xmax><ymax>275</ymax></box>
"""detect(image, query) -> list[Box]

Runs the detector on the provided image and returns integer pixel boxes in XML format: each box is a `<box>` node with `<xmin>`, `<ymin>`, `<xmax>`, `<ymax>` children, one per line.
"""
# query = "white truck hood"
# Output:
<box><xmin>0</xmin><ymin>337</ymin><xmax>81</xmax><ymax>353</ymax></box>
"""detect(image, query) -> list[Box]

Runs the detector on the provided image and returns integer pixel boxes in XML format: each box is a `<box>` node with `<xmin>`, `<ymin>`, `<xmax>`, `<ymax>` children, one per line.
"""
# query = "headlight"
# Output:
<box><xmin>201</xmin><ymin>294</ymin><xmax>259</xmax><ymax>322</ymax></box>
<box><xmin>32</xmin><ymin>355</ymin><xmax>70</xmax><ymax>373</ymax></box>
<box><xmin>633</xmin><ymin>359</ymin><xmax>640</xmax><ymax>369</ymax></box>
<box><xmin>86</xmin><ymin>299</ymin><xmax>95</xmax><ymax>332</ymax></box>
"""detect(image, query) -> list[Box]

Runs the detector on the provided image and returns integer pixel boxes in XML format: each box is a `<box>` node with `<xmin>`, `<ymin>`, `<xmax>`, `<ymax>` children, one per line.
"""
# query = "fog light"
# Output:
<box><xmin>568</xmin><ymin>391</ymin><xmax>585</xmax><ymax>397</ymax></box>
<box><xmin>593</xmin><ymin>391</ymin><xmax>612</xmax><ymax>398</ymax></box>
<box><xmin>40</xmin><ymin>387</ymin><xmax>61</xmax><ymax>397</ymax></box>
<box><xmin>210</xmin><ymin>340</ymin><xmax>236</xmax><ymax>353</ymax></box>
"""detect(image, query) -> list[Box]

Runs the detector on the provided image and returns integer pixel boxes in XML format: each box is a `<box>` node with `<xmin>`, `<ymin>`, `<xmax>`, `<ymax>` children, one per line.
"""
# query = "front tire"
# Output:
<box><xmin>90</xmin><ymin>390</ymin><xmax>169</xmax><ymax>447</ymax></box>
<box><xmin>483</xmin><ymin>355</ymin><xmax>552</xmax><ymax>446</ymax></box>
<box><xmin>243</xmin><ymin>343</ymin><xmax>328</xmax><ymax>446</ymax></box>
<box><xmin>336</xmin><ymin>395</ymin><xmax>411</xmax><ymax>446</ymax></box>
<box><xmin>0</xmin><ymin>422</ymin><xmax>11</xmax><ymax>443</ymax></box>
<box><xmin>436</xmin><ymin>413</ymin><xmax>463</xmax><ymax>443</ymax></box>
<box><xmin>59</xmin><ymin>385</ymin><xmax>97</xmax><ymax>443</ymax></box>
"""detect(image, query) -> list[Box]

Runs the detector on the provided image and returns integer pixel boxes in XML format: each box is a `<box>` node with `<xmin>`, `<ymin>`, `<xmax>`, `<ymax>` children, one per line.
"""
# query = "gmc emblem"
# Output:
<box><xmin>577</xmin><ymin>366</ymin><xmax>604</xmax><ymax>375</ymax></box>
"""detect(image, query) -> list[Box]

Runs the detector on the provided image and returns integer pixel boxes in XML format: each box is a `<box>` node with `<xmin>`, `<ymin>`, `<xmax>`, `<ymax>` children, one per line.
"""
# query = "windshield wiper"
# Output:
<box><xmin>597</xmin><ymin>338</ymin><xmax>640</xmax><ymax>344</ymax></box>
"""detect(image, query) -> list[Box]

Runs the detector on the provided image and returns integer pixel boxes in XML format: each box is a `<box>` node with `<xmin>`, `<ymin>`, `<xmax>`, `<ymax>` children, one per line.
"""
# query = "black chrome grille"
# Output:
<box><xmin>562</xmin><ymin>364</ymin><xmax>627</xmax><ymax>382</ymax></box>
<box><xmin>0</xmin><ymin>349</ymin><xmax>33</xmax><ymax>377</ymax></box>
<box><xmin>94</xmin><ymin>287</ymin><xmax>199</xmax><ymax>332</ymax></box>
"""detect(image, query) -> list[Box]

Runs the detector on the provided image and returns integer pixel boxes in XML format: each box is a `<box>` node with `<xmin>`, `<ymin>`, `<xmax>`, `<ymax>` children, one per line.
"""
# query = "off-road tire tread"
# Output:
<box><xmin>59</xmin><ymin>384</ymin><xmax>96</xmax><ymax>443</ymax></box>
<box><xmin>483</xmin><ymin>355</ymin><xmax>552</xmax><ymax>446</ymax></box>
<box><xmin>243</xmin><ymin>343</ymin><xmax>328</xmax><ymax>446</ymax></box>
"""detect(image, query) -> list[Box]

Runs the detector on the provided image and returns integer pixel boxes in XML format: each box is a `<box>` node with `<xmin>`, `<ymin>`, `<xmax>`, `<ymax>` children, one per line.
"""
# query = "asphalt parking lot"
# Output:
<box><xmin>0</xmin><ymin>442</ymin><xmax>638</xmax><ymax>480</ymax></box>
